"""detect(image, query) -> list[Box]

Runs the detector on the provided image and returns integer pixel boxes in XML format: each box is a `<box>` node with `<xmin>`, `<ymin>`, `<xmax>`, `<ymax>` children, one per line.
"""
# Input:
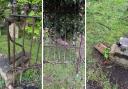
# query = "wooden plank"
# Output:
<box><xmin>94</xmin><ymin>43</ymin><xmax>108</xmax><ymax>54</ymax></box>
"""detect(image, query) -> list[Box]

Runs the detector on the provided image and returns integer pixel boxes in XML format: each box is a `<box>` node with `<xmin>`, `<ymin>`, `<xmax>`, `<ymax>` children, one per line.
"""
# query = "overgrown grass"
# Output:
<box><xmin>43</xmin><ymin>44</ymin><xmax>85</xmax><ymax>89</ymax></box>
<box><xmin>0</xmin><ymin>35</ymin><xmax>42</xmax><ymax>88</ymax></box>
<box><xmin>87</xmin><ymin>0</ymin><xmax>128</xmax><ymax>89</ymax></box>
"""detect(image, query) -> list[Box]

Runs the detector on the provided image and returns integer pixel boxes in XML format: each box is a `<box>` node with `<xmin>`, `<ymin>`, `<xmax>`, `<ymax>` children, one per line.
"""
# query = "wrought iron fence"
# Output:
<box><xmin>0</xmin><ymin>0</ymin><xmax>42</xmax><ymax>88</ymax></box>
<box><xmin>43</xmin><ymin>25</ymin><xmax>85</xmax><ymax>88</ymax></box>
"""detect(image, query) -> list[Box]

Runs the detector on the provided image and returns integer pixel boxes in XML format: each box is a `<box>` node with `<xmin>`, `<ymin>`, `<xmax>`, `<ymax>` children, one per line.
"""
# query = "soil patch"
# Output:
<box><xmin>86</xmin><ymin>80</ymin><xmax>103</xmax><ymax>89</ymax></box>
<box><xmin>93</xmin><ymin>48</ymin><xmax>128</xmax><ymax>89</ymax></box>
<box><xmin>108</xmin><ymin>65</ymin><xmax>128</xmax><ymax>89</ymax></box>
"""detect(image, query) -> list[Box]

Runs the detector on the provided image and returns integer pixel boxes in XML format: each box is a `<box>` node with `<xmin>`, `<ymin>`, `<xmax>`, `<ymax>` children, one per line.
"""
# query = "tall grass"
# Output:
<box><xmin>0</xmin><ymin>35</ymin><xmax>42</xmax><ymax>88</ymax></box>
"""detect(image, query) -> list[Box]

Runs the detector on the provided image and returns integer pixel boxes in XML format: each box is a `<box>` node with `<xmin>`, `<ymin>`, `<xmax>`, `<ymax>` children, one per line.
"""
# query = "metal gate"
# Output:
<box><xmin>43</xmin><ymin>23</ymin><xmax>85</xmax><ymax>88</ymax></box>
<box><xmin>0</xmin><ymin>0</ymin><xmax>42</xmax><ymax>88</ymax></box>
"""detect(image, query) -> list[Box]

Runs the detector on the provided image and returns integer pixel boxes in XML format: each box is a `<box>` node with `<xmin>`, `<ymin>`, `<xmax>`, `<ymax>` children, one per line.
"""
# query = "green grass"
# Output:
<box><xmin>87</xmin><ymin>0</ymin><xmax>128</xmax><ymax>89</ymax></box>
<box><xmin>0</xmin><ymin>35</ymin><xmax>42</xmax><ymax>88</ymax></box>
<box><xmin>43</xmin><ymin>45</ymin><xmax>85</xmax><ymax>89</ymax></box>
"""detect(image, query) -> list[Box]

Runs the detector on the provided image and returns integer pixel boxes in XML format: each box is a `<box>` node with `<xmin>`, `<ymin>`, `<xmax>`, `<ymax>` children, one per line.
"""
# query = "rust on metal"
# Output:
<box><xmin>1</xmin><ymin>0</ymin><xmax>42</xmax><ymax>88</ymax></box>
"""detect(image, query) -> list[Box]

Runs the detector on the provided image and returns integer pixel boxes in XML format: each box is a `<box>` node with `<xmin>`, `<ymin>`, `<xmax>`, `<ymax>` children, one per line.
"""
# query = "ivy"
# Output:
<box><xmin>44</xmin><ymin>0</ymin><xmax>85</xmax><ymax>40</ymax></box>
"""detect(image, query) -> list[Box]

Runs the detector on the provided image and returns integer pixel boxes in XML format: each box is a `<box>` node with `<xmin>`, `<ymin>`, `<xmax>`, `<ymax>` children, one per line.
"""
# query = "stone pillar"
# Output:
<box><xmin>9</xmin><ymin>23</ymin><xmax>19</xmax><ymax>39</ymax></box>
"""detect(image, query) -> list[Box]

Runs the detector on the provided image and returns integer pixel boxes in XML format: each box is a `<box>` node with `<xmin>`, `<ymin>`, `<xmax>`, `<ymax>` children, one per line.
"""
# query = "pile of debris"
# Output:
<box><xmin>94</xmin><ymin>36</ymin><xmax>128</xmax><ymax>89</ymax></box>
<box><xmin>95</xmin><ymin>37</ymin><xmax>128</xmax><ymax>68</ymax></box>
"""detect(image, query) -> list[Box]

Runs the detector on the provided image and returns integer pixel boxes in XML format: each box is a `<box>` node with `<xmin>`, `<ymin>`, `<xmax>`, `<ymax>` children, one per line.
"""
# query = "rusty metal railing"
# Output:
<box><xmin>2</xmin><ymin>0</ymin><xmax>42</xmax><ymax>88</ymax></box>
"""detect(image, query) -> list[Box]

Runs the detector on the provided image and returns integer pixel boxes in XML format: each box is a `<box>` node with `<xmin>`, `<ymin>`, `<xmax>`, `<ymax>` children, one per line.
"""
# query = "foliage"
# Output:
<box><xmin>0</xmin><ymin>0</ymin><xmax>42</xmax><ymax>37</ymax></box>
<box><xmin>17</xmin><ymin>0</ymin><xmax>41</xmax><ymax>4</ymax></box>
<box><xmin>16</xmin><ymin>0</ymin><xmax>42</xmax><ymax>37</ymax></box>
<box><xmin>25</xmin><ymin>11</ymin><xmax>42</xmax><ymax>37</ymax></box>
<box><xmin>103</xmin><ymin>48</ymin><xmax>110</xmax><ymax>60</ymax></box>
<box><xmin>0</xmin><ymin>0</ymin><xmax>10</xmax><ymax>22</ymax></box>
<box><xmin>44</xmin><ymin>14</ymin><xmax>84</xmax><ymax>40</ymax></box>
<box><xmin>44</xmin><ymin>0</ymin><xmax>85</xmax><ymax>40</ymax></box>
<box><xmin>25</xmin><ymin>20</ymin><xmax>41</xmax><ymax>37</ymax></box>
<box><xmin>44</xmin><ymin>0</ymin><xmax>84</xmax><ymax>14</ymax></box>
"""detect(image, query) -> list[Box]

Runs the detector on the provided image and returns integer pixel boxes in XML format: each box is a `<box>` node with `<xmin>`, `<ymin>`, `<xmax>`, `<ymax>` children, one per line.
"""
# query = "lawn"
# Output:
<box><xmin>87</xmin><ymin>0</ymin><xmax>128</xmax><ymax>89</ymax></box>
<box><xmin>0</xmin><ymin>35</ymin><xmax>42</xmax><ymax>88</ymax></box>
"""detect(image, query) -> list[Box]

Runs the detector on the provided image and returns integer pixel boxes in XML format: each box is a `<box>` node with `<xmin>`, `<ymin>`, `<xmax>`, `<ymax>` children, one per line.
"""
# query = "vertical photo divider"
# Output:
<box><xmin>42</xmin><ymin>0</ymin><xmax>44</xmax><ymax>89</ymax></box>
<box><xmin>84</xmin><ymin>1</ymin><xmax>86</xmax><ymax>88</ymax></box>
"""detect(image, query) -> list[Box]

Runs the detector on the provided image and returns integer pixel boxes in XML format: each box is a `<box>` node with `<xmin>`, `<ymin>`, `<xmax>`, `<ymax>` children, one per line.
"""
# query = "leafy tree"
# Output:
<box><xmin>16</xmin><ymin>0</ymin><xmax>42</xmax><ymax>37</ymax></box>
<box><xmin>0</xmin><ymin>0</ymin><xmax>10</xmax><ymax>22</ymax></box>
<box><xmin>44</xmin><ymin>0</ymin><xmax>85</xmax><ymax>40</ymax></box>
<box><xmin>0</xmin><ymin>0</ymin><xmax>41</xmax><ymax>38</ymax></box>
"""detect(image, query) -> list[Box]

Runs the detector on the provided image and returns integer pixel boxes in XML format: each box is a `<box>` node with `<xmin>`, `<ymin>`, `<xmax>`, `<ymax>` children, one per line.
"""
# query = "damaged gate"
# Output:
<box><xmin>0</xmin><ymin>0</ymin><xmax>42</xmax><ymax>88</ymax></box>
<box><xmin>43</xmin><ymin>23</ymin><xmax>85</xmax><ymax>88</ymax></box>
